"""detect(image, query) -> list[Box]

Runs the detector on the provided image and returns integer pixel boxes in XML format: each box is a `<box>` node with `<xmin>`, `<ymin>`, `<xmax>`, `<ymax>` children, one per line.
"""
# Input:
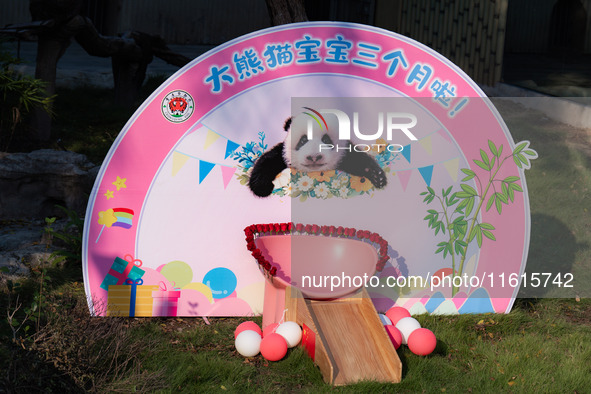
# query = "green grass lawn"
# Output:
<box><xmin>1</xmin><ymin>93</ymin><xmax>590</xmax><ymax>392</ymax></box>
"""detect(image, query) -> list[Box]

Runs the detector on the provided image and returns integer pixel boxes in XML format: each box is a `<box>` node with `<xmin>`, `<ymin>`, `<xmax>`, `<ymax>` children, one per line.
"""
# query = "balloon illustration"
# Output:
<box><xmin>203</xmin><ymin>267</ymin><xmax>237</xmax><ymax>299</ymax></box>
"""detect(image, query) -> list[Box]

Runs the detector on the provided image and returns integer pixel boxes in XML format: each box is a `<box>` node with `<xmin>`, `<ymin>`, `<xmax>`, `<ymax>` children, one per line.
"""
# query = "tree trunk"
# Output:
<box><xmin>27</xmin><ymin>0</ymin><xmax>192</xmax><ymax>141</ymax></box>
<box><xmin>265</xmin><ymin>0</ymin><xmax>308</xmax><ymax>26</ymax></box>
<box><xmin>31</xmin><ymin>33</ymin><xmax>70</xmax><ymax>141</ymax></box>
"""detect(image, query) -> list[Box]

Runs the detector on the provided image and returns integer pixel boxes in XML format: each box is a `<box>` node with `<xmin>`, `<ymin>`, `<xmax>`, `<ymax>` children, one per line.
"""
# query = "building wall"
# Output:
<box><xmin>505</xmin><ymin>0</ymin><xmax>591</xmax><ymax>53</ymax></box>
<box><xmin>385</xmin><ymin>0</ymin><xmax>509</xmax><ymax>87</ymax></box>
<box><xmin>117</xmin><ymin>0</ymin><xmax>270</xmax><ymax>45</ymax></box>
<box><xmin>0</xmin><ymin>0</ymin><xmax>31</xmax><ymax>28</ymax></box>
<box><xmin>0</xmin><ymin>0</ymin><xmax>270</xmax><ymax>45</ymax></box>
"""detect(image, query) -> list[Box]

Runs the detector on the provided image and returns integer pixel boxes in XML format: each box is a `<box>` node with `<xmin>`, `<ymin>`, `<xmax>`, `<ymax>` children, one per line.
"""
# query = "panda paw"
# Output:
<box><xmin>364</xmin><ymin>166</ymin><xmax>387</xmax><ymax>189</ymax></box>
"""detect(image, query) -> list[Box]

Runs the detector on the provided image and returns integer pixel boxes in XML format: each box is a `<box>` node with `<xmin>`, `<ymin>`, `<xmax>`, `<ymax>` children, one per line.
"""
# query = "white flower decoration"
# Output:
<box><xmin>338</xmin><ymin>186</ymin><xmax>349</xmax><ymax>198</ymax></box>
<box><xmin>314</xmin><ymin>183</ymin><xmax>329</xmax><ymax>199</ymax></box>
<box><xmin>272</xmin><ymin>168</ymin><xmax>291</xmax><ymax>190</ymax></box>
<box><xmin>296</xmin><ymin>175</ymin><xmax>314</xmax><ymax>191</ymax></box>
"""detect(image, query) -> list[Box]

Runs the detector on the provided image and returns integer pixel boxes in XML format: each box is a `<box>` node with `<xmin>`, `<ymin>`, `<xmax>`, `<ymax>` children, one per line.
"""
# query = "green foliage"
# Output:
<box><xmin>0</xmin><ymin>41</ymin><xmax>54</xmax><ymax>150</ymax></box>
<box><xmin>44</xmin><ymin>205</ymin><xmax>84</xmax><ymax>266</ymax></box>
<box><xmin>421</xmin><ymin>140</ymin><xmax>537</xmax><ymax>295</ymax></box>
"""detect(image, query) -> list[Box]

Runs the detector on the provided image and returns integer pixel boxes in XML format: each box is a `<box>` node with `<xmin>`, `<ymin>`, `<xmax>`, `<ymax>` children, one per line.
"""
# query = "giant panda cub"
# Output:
<box><xmin>248</xmin><ymin>110</ymin><xmax>387</xmax><ymax>197</ymax></box>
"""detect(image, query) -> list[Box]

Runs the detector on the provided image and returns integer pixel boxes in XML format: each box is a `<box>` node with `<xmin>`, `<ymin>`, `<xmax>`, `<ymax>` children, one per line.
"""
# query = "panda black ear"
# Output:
<box><xmin>283</xmin><ymin>117</ymin><xmax>293</xmax><ymax>131</ymax></box>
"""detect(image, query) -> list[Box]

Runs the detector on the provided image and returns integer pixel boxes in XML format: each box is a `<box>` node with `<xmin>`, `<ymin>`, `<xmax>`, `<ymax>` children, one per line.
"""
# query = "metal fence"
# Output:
<box><xmin>395</xmin><ymin>0</ymin><xmax>509</xmax><ymax>87</ymax></box>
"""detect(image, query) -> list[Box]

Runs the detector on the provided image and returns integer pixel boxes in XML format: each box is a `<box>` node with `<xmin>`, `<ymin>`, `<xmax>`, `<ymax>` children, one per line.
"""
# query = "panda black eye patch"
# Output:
<box><xmin>321</xmin><ymin>134</ymin><xmax>333</xmax><ymax>145</ymax></box>
<box><xmin>295</xmin><ymin>135</ymin><xmax>308</xmax><ymax>151</ymax></box>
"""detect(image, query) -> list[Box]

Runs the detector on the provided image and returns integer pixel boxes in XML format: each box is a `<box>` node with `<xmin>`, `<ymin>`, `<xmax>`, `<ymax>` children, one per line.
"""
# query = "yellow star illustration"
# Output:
<box><xmin>98</xmin><ymin>209</ymin><xmax>117</xmax><ymax>228</ymax></box>
<box><xmin>112</xmin><ymin>176</ymin><xmax>127</xmax><ymax>191</ymax></box>
<box><xmin>104</xmin><ymin>190</ymin><xmax>114</xmax><ymax>200</ymax></box>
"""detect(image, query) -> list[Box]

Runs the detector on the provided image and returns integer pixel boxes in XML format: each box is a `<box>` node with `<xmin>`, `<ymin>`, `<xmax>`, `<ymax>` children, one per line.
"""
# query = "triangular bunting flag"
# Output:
<box><xmin>418</xmin><ymin>135</ymin><xmax>432</xmax><ymax>155</ymax></box>
<box><xmin>401</xmin><ymin>144</ymin><xmax>411</xmax><ymax>163</ymax></box>
<box><xmin>225</xmin><ymin>140</ymin><xmax>240</xmax><ymax>159</ymax></box>
<box><xmin>444</xmin><ymin>158</ymin><xmax>460</xmax><ymax>182</ymax></box>
<box><xmin>221</xmin><ymin>166</ymin><xmax>237</xmax><ymax>189</ymax></box>
<box><xmin>397</xmin><ymin>170</ymin><xmax>412</xmax><ymax>191</ymax></box>
<box><xmin>438</xmin><ymin>128</ymin><xmax>452</xmax><ymax>144</ymax></box>
<box><xmin>418</xmin><ymin>165</ymin><xmax>434</xmax><ymax>187</ymax></box>
<box><xmin>204</xmin><ymin>130</ymin><xmax>221</xmax><ymax>150</ymax></box>
<box><xmin>172</xmin><ymin>152</ymin><xmax>190</xmax><ymax>177</ymax></box>
<box><xmin>199</xmin><ymin>160</ymin><xmax>216</xmax><ymax>184</ymax></box>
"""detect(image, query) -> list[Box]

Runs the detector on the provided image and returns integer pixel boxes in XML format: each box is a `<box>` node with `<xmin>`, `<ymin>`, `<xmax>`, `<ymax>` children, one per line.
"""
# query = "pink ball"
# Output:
<box><xmin>234</xmin><ymin>321</ymin><xmax>262</xmax><ymax>339</ymax></box>
<box><xmin>408</xmin><ymin>328</ymin><xmax>437</xmax><ymax>356</ymax></box>
<box><xmin>262</xmin><ymin>323</ymin><xmax>279</xmax><ymax>337</ymax></box>
<box><xmin>385</xmin><ymin>325</ymin><xmax>403</xmax><ymax>349</ymax></box>
<box><xmin>385</xmin><ymin>306</ymin><xmax>411</xmax><ymax>326</ymax></box>
<box><xmin>260</xmin><ymin>333</ymin><xmax>288</xmax><ymax>361</ymax></box>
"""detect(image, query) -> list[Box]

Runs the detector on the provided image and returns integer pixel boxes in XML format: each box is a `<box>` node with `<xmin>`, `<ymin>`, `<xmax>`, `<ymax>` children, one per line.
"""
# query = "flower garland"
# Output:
<box><xmin>233</xmin><ymin>134</ymin><xmax>401</xmax><ymax>200</ymax></box>
<box><xmin>244</xmin><ymin>223</ymin><xmax>390</xmax><ymax>277</ymax></box>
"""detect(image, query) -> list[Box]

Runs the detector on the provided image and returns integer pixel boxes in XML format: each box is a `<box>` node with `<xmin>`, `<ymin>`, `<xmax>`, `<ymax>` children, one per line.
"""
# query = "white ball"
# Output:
<box><xmin>275</xmin><ymin>321</ymin><xmax>302</xmax><ymax>348</ymax></box>
<box><xmin>235</xmin><ymin>330</ymin><xmax>262</xmax><ymax>357</ymax></box>
<box><xmin>395</xmin><ymin>316</ymin><xmax>421</xmax><ymax>345</ymax></box>
<box><xmin>379</xmin><ymin>313</ymin><xmax>392</xmax><ymax>325</ymax></box>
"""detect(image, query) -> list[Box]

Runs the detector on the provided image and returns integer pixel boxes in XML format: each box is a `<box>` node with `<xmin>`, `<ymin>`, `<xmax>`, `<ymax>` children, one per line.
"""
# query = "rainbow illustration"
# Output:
<box><xmin>112</xmin><ymin>208</ymin><xmax>134</xmax><ymax>229</ymax></box>
<box><xmin>96</xmin><ymin>207</ymin><xmax>135</xmax><ymax>243</ymax></box>
<box><xmin>303</xmin><ymin>106</ymin><xmax>328</xmax><ymax>130</ymax></box>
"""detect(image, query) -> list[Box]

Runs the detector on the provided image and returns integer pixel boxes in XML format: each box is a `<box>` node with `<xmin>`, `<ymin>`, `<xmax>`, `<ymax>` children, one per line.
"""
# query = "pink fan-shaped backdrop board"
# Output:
<box><xmin>82</xmin><ymin>22</ymin><xmax>532</xmax><ymax>316</ymax></box>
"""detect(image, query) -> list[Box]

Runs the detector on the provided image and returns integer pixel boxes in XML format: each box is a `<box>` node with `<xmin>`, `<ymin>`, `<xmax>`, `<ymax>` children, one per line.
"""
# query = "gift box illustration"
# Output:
<box><xmin>152</xmin><ymin>282</ymin><xmax>182</xmax><ymax>317</ymax></box>
<box><xmin>107</xmin><ymin>278</ymin><xmax>159</xmax><ymax>317</ymax></box>
<box><xmin>100</xmin><ymin>254</ymin><xmax>145</xmax><ymax>291</ymax></box>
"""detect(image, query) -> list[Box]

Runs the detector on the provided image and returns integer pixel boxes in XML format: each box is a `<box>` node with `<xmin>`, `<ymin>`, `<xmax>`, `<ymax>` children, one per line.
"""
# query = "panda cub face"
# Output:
<box><xmin>282</xmin><ymin>112</ymin><xmax>344</xmax><ymax>172</ymax></box>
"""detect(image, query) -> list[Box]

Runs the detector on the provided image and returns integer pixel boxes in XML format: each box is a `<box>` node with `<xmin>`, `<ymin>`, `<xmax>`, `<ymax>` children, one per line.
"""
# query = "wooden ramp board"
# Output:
<box><xmin>286</xmin><ymin>287</ymin><xmax>402</xmax><ymax>385</ymax></box>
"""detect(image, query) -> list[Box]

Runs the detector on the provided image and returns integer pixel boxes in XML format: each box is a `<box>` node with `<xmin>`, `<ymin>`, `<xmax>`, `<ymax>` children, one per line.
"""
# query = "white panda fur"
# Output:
<box><xmin>282</xmin><ymin>111</ymin><xmax>342</xmax><ymax>172</ymax></box>
<box><xmin>248</xmin><ymin>111</ymin><xmax>387</xmax><ymax>197</ymax></box>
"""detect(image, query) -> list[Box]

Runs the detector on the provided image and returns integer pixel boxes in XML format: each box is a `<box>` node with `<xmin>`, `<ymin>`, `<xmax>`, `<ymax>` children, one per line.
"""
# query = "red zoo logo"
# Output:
<box><xmin>168</xmin><ymin>97</ymin><xmax>188</xmax><ymax>114</ymax></box>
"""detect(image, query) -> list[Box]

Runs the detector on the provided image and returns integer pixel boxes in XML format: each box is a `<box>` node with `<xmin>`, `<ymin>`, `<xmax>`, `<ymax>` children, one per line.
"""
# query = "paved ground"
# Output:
<box><xmin>503</xmin><ymin>52</ymin><xmax>591</xmax><ymax>98</ymax></box>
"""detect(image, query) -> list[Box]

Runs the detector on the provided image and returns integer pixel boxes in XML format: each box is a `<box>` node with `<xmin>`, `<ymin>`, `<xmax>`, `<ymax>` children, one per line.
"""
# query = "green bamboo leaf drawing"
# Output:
<box><xmin>504</xmin><ymin>176</ymin><xmax>520</xmax><ymax>183</ymax></box>
<box><xmin>488</xmin><ymin>140</ymin><xmax>498</xmax><ymax>157</ymax></box>
<box><xmin>480</xmin><ymin>222</ymin><xmax>495</xmax><ymax>230</ymax></box>
<box><xmin>461</xmin><ymin>168</ymin><xmax>476</xmax><ymax>181</ymax></box>
<box><xmin>514</xmin><ymin>141</ymin><xmax>527</xmax><ymax>154</ymax></box>
<box><xmin>456</xmin><ymin>191</ymin><xmax>474</xmax><ymax>199</ymax></box>
<box><xmin>508</xmin><ymin>186</ymin><xmax>515</xmax><ymax>202</ymax></box>
<box><xmin>435</xmin><ymin>242</ymin><xmax>447</xmax><ymax>254</ymax></box>
<box><xmin>474</xmin><ymin>159</ymin><xmax>490</xmax><ymax>171</ymax></box>
<box><xmin>476</xmin><ymin>226</ymin><xmax>483</xmax><ymax>247</ymax></box>
<box><xmin>483</xmin><ymin>230</ymin><xmax>496</xmax><ymax>241</ymax></box>
<box><xmin>480</xmin><ymin>149</ymin><xmax>491</xmax><ymax>169</ymax></box>
<box><xmin>447</xmin><ymin>193</ymin><xmax>459</xmax><ymax>206</ymax></box>
<box><xmin>495</xmin><ymin>196</ymin><xmax>503</xmax><ymax>214</ymax></box>
<box><xmin>501</xmin><ymin>181</ymin><xmax>509</xmax><ymax>197</ymax></box>
<box><xmin>465</xmin><ymin>196</ymin><xmax>475</xmax><ymax>216</ymax></box>
<box><xmin>460</xmin><ymin>184</ymin><xmax>478</xmax><ymax>196</ymax></box>
<box><xmin>510</xmin><ymin>183</ymin><xmax>523</xmax><ymax>192</ymax></box>
<box><xmin>524</xmin><ymin>149</ymin><xmax>538</xmax><ymax>157</ymax></box>
<box><xmin>468</xmin><ymin>226</ymin><xmax>477</xmax><ymax>242</ymax></box>
<box><xmin>513</xmin><ymin>154</ymin><xmax>523</xmax><ymax>169</ymax></box>
<box><xmin>454</xmin><ymin>240</ymin><xmax>467</xmax><ymax>256</ymax></box>
<box><xmin>445</xmin><ymin>243</ymin><xmax>453</xmax><ymax>258</ymax></box>
<box><xmin>486</xmin><ymin>194</ymin><xmax>496</xmax><ymax>212</ymax></box>
<box><xmin>456</xmin><ymin>196</ymin><xmax>469</xmax><ymax>207</ymax></box>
